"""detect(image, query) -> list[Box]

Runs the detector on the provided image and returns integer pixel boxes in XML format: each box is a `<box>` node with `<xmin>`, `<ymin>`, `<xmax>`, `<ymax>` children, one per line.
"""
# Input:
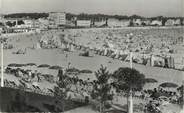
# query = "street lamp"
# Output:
<box><xmin>0</xmin><ymin>33</ymin><xmax>6</xmax><ymax>87</ymax></box>
<box><xmin>128</xmin><ymin>52</ymin><xmax>133</xmax><ymax>113</ymax></box>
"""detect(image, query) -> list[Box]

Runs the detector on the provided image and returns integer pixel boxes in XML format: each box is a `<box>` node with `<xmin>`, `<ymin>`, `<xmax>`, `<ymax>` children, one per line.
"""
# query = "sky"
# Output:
<box><xmin>0</xmin><ymin>0</ymin><xmax>183</xmax><ymax>17</ymax></box>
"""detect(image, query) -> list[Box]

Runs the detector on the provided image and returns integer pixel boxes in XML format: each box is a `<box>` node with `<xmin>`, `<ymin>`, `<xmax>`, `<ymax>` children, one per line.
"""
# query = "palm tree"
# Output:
<box><xmin>91</xmin><ymin>65</ymin><xmax>112</xmax><ymax>113</ymax></box>
<box><xmin>113</xmin><ymin>67</ymin><xmax>145</xmax><ymax>113</ymax></box>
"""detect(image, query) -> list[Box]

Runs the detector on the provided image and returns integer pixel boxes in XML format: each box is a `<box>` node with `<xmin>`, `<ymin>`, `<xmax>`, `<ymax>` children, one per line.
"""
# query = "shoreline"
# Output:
<box><xmin>1</xmin><ymin>26</ymin><xmax>184</xmax><ymax>37</ymax></box>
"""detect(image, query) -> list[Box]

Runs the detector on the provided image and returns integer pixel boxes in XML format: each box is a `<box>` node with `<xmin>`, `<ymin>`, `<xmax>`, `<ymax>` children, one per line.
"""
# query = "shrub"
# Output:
<box><xmin>80</xmin><ymin>69</ymin><xmax>93</xmax><ymax>74</ymax></box>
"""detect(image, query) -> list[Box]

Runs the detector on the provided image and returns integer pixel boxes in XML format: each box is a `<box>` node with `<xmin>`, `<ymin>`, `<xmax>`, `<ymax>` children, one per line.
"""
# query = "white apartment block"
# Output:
<box><xmin>48</xmin><ymin>12</ymin><xmax>66</xmax><ymax>26</ymax></box>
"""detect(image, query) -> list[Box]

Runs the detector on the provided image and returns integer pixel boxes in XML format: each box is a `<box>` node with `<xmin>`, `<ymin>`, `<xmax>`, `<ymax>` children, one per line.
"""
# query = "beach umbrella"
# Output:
<box><xmin>145</xmin><ymin>78</ymin><xmax>158</xmax><ymax>83</ymax></box>
<box><xmin>36</xmin><ymin>43</ymin><xmax>41</xmax><ymax>49</ymax></box>
<box><xmin>159</xmin><ymin>82</ymin><xmax>178</xmax><ymax>88</ymax></box>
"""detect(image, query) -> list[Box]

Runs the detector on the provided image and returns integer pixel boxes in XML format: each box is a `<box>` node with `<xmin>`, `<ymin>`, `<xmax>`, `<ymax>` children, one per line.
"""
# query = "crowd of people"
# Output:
<box><xmin>37</xmin><ymin>28</ymin><xmax>184</xmax><ymax>70</ymax></box>
<box><xmin>4</xmin><ymin>66</ymin><xmax>55</xmax><ymax>96</ymax></box>
<box><xmin>1</xmin><ymin>27</ymin><xmax>183</xmax><ymax>113</ymax></box>
<box><xmin>64</xmin><ymin>28</ymin><xmax>184</xmax><ymax>70</ymax></box>
<box><xmin>2</xmin><ymin>61</ymin><xmax>183</xmax><ymax>113</ymax></box>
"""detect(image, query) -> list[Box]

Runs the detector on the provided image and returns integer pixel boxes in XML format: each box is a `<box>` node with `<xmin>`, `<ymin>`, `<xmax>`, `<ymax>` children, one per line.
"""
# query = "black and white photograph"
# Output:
<box><xmin>0</xmin><ymin>0</ymin><xmax>183</xmax><ymax>113</ymax></box>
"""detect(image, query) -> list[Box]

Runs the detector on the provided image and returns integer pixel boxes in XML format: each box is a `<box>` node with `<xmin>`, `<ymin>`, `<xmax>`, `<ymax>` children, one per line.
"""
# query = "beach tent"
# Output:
<box><xmin>61</xmin><ymin>43</ymin><xmax>66</xmax><ymax>49</ymax></box>
<box><xmin>104</xmin><ymin>48</ymin><xmax>108</xmax><ymax>56</ymax></box>
<box><xmin>32</xmin><ymin>82</ymin><xmax>39</xmax><ymax>87</ymax></box>
<box><xmin>124</xmin><ymin>53</ymin><xmax>133</xmax><ymax>62</ymax></box>
<box><xmin>70</xmin><ymin>44</ymin><xmax>75</xmax><ymax>51</ymax></box>
<box><xmin>36</xmin><ymin>43</ymin><xmax>41</xmax><ymax>49</ymax></box>
<box><xmin>146</xmin><ymin>58</ymin><xmax>151</xmax><ymax>66</ymax></box>
<box><xmin>40</xmin><ymin>34</ymin><xmax>49</xmax><ymax>44</ymax></box>
<box><xmin>40</xmin><ymin>33</ymin><xmax>72</xmax><ymax>48</ymax></box>
<box><xmin>151</xmin><ymin>55</ymin><xmax>165</xmax><ymax>67</ymax></box>
<box><xmin>52</xmin><ymin>35</ymin><xmax>62</xmax><ymax>47</ymax></box>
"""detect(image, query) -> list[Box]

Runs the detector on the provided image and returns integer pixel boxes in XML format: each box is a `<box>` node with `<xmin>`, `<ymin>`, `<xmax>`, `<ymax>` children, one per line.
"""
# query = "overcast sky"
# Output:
<box><xmin>0</xmin><ymin>0</ymin><xmax>183</xmax><ymax>17</ymax></box>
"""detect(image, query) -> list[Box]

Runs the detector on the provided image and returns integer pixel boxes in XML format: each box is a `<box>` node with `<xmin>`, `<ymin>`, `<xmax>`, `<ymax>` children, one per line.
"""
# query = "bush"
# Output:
<box><xmin>66</xmin><ymin>68</ymin><xmax>80</xmax><ymax>73</ymax></box>
<box><xmin>8</xmin><ymin>63</ymin><xmax>26</xmax><ymax>67</ymax></box>
<box><xmin>79</xmin><ymin>51</ymin><xmax>89</xmax><ymax>57</ymax></box>
<box><xmin>104</xmin><ymin>102</ymin><xmax>111</xmax><ymax>109</ymax></box>
<box><xmin>26</xmin><ymin>63</ymin><xmax>37</xmax><ymax>66</ymax></box>
<box><xmin>49</xmin><ymin>66</ymin><xmax>62</xmax><ymax>70</ymax></box>
<box><xmin>80</xmin><ymin>69</ymin><xmax>93</xmax><ymax>74</ymax></box>
<box><xmin>37</xmin><ymin>64</ymin><xmax>50</xmax><ymax>68</ymax></box>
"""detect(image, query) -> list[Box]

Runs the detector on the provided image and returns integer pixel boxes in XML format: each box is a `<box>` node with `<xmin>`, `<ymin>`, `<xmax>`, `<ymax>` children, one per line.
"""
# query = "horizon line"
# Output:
<box><xmin>1</xmin><ymin>12</ymin><xmax>184</xmax><ymax>18</ymax></box>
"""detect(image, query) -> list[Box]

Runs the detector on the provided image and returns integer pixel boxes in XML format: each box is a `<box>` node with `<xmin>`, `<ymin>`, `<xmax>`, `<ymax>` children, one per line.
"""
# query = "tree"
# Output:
<box><xmin>113</xmin><ymin>67</ymin><xmax>145</xmax><ymax>113</ymax></box>
<box><xmin>54</xmin><ymin>69</ymin><xmax>70</xmax><ymax>112</ymax></box>
<box><xmin>162</xmin><ymin>18</ymin><xmax>167</xmax><ymax>26</ymax></box>
<box><xmin>129</xmin><ymin>20</ymin><xmax>134</xmax><ymax>27</ymax></box>
<box><xmin>17</xmin><ymin>20</ymin><xmax>25</xmax><ymax>25</ymax></box>
<box><xmin>91</xmin><ymin>65</ymin><xmax>112</xmax><ymax>113</ymax></box>
<box><xmin>177</xmin><ymin>85</ymin><xmax>184</xmax><ymax>106</ymax></box>
<box><xmin>6</xmin><ymin>21</ymin><xmax>14</xmax><ymax>27</ymax></box>
<box><xmin>181</xmin><ymin>18</ymin><xmax>184</xmax><ymax>26</ymax></box>
<box><xmin>4</xmin><ymin>13</ymin><xmax>48</xmax><ymax>19</ymax></box>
